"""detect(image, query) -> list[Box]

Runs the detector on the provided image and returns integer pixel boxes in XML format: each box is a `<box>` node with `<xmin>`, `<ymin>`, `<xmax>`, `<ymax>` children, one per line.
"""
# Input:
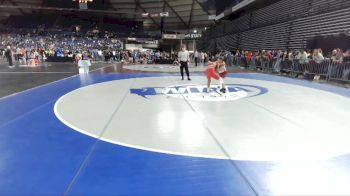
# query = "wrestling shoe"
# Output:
<box><xmin>220</xmin><ymin>88</ymin><xmax>226</xmax><ymax>93</ymax></box>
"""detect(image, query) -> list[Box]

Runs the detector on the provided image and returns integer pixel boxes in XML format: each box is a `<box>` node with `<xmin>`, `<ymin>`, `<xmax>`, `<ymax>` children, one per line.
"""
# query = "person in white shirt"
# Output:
<box><xmin>177</xmin><ymin>46</ymin><xmax>191</xmax><ymax>80</ymax></box>
<box><xmin>98</xmin><ymin>49</ymin><xmax>103</xmax><ymax>61</ymax></box>
<box><xmin>16</xmin><ymin>47</ymin><xmax>21</xmax><ymax>62</ymax></box>
<box><xmin>201</xmin><ymin>52</ymin><xmax>205</xmax><ymax>65</ymax></box>
<box><xmin>298</xmin><ymin>49</ymin><xmax>308</xmax><ymax>64</ymax></box>
<box><xmin>112</xmin><ymin>50</ymin><xmax>116</xmax><ymax>61</ymax></box>
<box><xmin>313</xmin><ymin>49</ymin><xmax>324</xmax><ymax>63</ymax></box>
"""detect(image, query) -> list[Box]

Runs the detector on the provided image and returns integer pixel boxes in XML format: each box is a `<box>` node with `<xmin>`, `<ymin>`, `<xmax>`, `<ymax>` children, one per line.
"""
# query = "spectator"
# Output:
<box><xmin>331</xmin><ymin>48</ymin><xmax>343</xmax><ymax>63</ymax></box>
<box><xmin>298</xmin><ymin>49</ymin><xmax>309</xmax><ymax>64</ymax></box>
<box><xmin>313</xmin><ymin>49</ymin><xmax>324</xmax><ymax>63</ymax></box>
<box><xmin>5</xmin><ymin>46</ymin><xmax>13</xmax><ymax>68</ymax></box>
<box><xmin>194</xmin><ymin>50</ymin><xmax>199</xmax><ymax>67</ymax></box>
<box><xmin>273</xmin><ymin>50</ymin><xmax>282</xmax><ymax>73</ymax></box>
<box><xmin>234</xmin><ymin>50</ymin><xmax>240</xmax><ymax>66</ymax></box>
<box><xmin>226</xmin><ymin>51</ymin><xmax>233</xmax><ymax>67</ymax></box>
<box><xmin>200</xmin><ymin>51</ymin><xmax>205</xmax><ymax>65</ymax></box>
<box><xmin>344</xmin><ymin>49</ymin><xmax>350</xmax><ymax>62</ymax></box>
<box><xmin>260</xmin><ymin>50</ymin><xmax>269</xmax><ymax>71</ymax></box>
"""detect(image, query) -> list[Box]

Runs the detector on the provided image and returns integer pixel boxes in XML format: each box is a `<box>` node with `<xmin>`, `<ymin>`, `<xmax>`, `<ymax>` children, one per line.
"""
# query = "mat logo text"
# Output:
<box><xmin>130</xmin><ymin>84</ymin><xmax>268</xmax><ymax>101</ymax></box>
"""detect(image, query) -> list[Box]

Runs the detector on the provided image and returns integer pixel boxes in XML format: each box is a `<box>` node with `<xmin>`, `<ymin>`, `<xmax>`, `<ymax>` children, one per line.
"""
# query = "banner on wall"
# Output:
<box><xmin>162</xmin><ymin>34</ymin><xmax>177</xmax><ymax>39</ymax></box>
<box><xmin>142</xmin><ymin>44</ymin><xmax>159</xmax><ymax>49</ymax></box>
<box><xmin>160</xmin><ymin>12</ymin><xmax>169</xmax><ymax>17</ymax></box>
<box><xmin>184</xmin><ymin>33</ymin><xmax>202</xmax><ymax>39</ymax></box>
<box><xmin>162</xmin><ymin>34</ymin><xmax>201</xmax><ymax>40</ymax></box>
<box><xmin>142</xmin><ymin>12</ymin><xmax>169</xmax><ymax>18</ymax></box>
<box><xmin>125</xmin><ymin>44</ymin><xmax>143</xmax><ymax>50</ymax></box>
<box><xmin>162</xmin><ymin>34</ymin><xmax>185</xmax><ymax>40</ymax></box>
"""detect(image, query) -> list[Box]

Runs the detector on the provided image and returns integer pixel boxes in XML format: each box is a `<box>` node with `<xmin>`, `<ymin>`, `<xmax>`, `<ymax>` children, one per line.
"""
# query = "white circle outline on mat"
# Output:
<box><xmin>54</xmin><ymin>93</ymin><xmax>230</xmax><ymax>160</ymax></box>
<box><xmin>53</xmin><ymin>76</ymin><xmax>350</xmax><ymax>162</ymax></box>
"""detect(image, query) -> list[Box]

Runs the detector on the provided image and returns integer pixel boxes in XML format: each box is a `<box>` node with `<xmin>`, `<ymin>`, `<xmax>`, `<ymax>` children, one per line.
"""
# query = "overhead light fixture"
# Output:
<box><xmin>141</xmin><ymin>13</ymin><xmax>149</xmax><ymax>17</ymax></box>
<box><xmin>73</xmin><ymin>0</ymin><xmax>93</xmax><ymax>3</ymax></box>
<box><xmin>159</xmin><ymin>12</ymin><xmax>169</xmax><ymax>17</ymax></box>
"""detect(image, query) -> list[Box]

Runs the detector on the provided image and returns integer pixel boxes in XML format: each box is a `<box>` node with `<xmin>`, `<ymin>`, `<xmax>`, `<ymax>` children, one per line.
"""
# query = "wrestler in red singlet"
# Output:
<box><xmin>205</xmin><ymin>56</ymin><xmax>226</xmax><ymax>93</ymax></box>
<box><xmin>206</xmin><ymin>61</ymin><xmax>220</xmax><ymax>80</ymax></box>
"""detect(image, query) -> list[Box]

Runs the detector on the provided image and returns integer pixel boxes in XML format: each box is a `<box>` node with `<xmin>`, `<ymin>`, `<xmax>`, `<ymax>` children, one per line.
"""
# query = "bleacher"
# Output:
<box><xmin>310</xmin><ymin>0</ymin><xmax>350</xmax><ymax>14</ymax></box>
<box><xmin>215</xmin><ymin>34</ymin><xmax>239</xmax><ymax>51</ymax></box>
<box><xmin>251</xmin><ymin>0</ymin><xmax>307</xmax><ymax>28</ymax></box>
<box><xmin>289</xmin><ymin>7</ymin><xmax>350</xmax><ymax>49</ymax></box>
<box><xmin>223</xmin><ymin>14</ymin><xmax>250</xmax><ymax>34</ymax></box>
<box><xmin>239</xmin><ymin>22</ymin><xmax>290</xmax><ymax>51</ymax></box>
<box><xmin>199</xmin><ymin>0</ymin><xmax>350</xmax><ymax>52</ymax></box>
<box><xmin>1</xmin><ymin>12</ymin><xmax>148</xmax><ymax>39</ymax></box>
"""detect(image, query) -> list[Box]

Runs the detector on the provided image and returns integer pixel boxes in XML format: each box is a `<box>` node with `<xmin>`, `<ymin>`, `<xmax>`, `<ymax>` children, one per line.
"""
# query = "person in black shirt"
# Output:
<box><xmin>5</xmin><ymin>46</ymin><xmax>14</xmax><ymax>68</ymax></box>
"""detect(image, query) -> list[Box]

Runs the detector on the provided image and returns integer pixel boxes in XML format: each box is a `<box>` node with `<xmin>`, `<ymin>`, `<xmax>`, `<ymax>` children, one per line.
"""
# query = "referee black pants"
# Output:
<box><xmin>180</xmin><ymin>61</ymin><xmax>190</xmax><ymax>79</ymax></box>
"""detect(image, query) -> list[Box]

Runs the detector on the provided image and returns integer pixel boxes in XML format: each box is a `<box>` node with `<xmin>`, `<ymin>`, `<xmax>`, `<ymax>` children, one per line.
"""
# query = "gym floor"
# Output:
<box><xmin>1</xmin><ymin>62</ymin><xmax>350</xmax><ymax>195</ymax></box>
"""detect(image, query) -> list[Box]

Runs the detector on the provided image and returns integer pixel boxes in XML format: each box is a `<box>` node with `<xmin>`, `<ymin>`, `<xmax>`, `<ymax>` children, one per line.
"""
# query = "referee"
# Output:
<box><xmin>177</xmin><ymin>46</ymin><xmax>191</xmax><ymax>81</ymax></box>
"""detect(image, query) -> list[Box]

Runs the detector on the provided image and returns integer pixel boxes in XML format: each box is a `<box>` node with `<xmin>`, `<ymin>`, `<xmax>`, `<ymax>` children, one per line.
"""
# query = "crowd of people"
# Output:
<box><xmin>0</xmin><ymin>26</ymin><xmax>187</xmax><ymax>68</ymax></box>
<box><xmin>212</xmin><ymin>48</ymin><xmax>350</xmax><ymax>81</ymax></box>
<box><xmin>0</xmin><ymin>31</ymin><xmax>126</xmax><ymax>67</ymax></box>
<box><xmin>1</xmin><ymin>29</ymin><xmax>349</xmax><ymax>82</ymax></box>
<box><xmin>219</xmin><ymin>48</ymin><xmax>350</xmax><ymax>70</ymax></box>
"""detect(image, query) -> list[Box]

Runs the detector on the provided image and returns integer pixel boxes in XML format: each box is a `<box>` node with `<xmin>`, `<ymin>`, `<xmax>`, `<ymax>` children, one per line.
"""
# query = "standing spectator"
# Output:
<box><xmin>240</xmin><ymin>51</ymin><xmax>246</xmax><ymax>66</ymax></box>
<box><xmin>260</xmin><ymin>50</ymin><xmax>268</xmax><ymax>71</ymax></box>
<box><xmin>200</xmin><ymin>51</ymin><xmax>205</xmax><ymax>66</ymax></box>
<box><xmin>98</xmin><ymin>49</ymin><xmax>103</xmax><ymax>61</ymax></box>
<box><xmin>194</xmin><ymin>50</ymin><xmax>199</xmax><ymax>67</ymax></box>
<box><xmin>331</xmin><ymin>48</ymin><xmax>343</xmax><ymax>63</ymax></box>
<box><xmin>155</xmin><ymin>50</ymin><xmax>161</xmax><ymax>60</ymax></box>
<box><xmin>226</xmin><ymin>51</ymin><xmax>233</xmax><ymax>67</ymax></box>
<box><xmin>343</xmin><ymin>49</ymin><xmax>350</xmax><ymax>62</ymax></box>
<box><xmin>116</xmin><ymin>51</ymin><xmax>121</xmax><ymax>62</ymax></box>
<box><xmin>250</xmin><ymin>51</ymin><xmax>258</xmax><ymax>69</ymax></box>
<box><xmin>5</xmin><ymin>46</ymin><xmax>14</xmax><ymax>68</ymax></box>
<box><xmin>178</xmin><ymin>45</ymin><xmax>191</xmax><ymax>81</ymax></box>
<box><xmin>299</xmin><ymin>49</ymin><xmax>309</xmax><ymax>64</ymax></box>
<box><xmin>112</xmin><ymin>50</ymin><xmax>116</xmax><ymax>61</ymax></box>
<box><xmin>20</xmin><ymin>47</ymin><xmax>27</xmax><ymax>65</ymax></box>
<box><xmin>273</xmin><ymin>50</ymin><xmax>282</xmax><ymax>73</ymax></box>
<box><xmin>1</xmin><ymin>49</ymin><xmax>4</xmax><ymax>59</ymax></box>
<box><xmin>15</xmin><ymin>47</ymin><xmax>21</xmax><ymax>62</ymax></box>
<box><xmin>313</xmin><ymin>49</ymin><xmax>324</xmax><ymax>63</ymax></box>
<box><xmin>246</xmin><ymin>51</ymin><xmax>253</xmax><ymax>66</ymax></box>
<box><xmin>293</xmin><ymin>50</ymin><xmax>301</xmax><ymax>74</ymax></box>
<box><xmin>267</xmin><ymin>50</ymin><xmax>273</xmax><ymax>63</ymax></box>
<box><xmin>341</xmin><ymin>49</ymin><xmax>350</xmax><ymax>80</ymax></box>
<box><xmin>234</xmin><ymin>50</ymin><xmax>241</xmax><ymax>66</ymax></box>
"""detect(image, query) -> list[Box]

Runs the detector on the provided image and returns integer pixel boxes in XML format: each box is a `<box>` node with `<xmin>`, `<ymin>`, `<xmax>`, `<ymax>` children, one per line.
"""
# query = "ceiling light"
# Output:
<box><xmin>73</xmin><ymin>0</ymin><xmax>93</xmax><ymax>3</ymax></box>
